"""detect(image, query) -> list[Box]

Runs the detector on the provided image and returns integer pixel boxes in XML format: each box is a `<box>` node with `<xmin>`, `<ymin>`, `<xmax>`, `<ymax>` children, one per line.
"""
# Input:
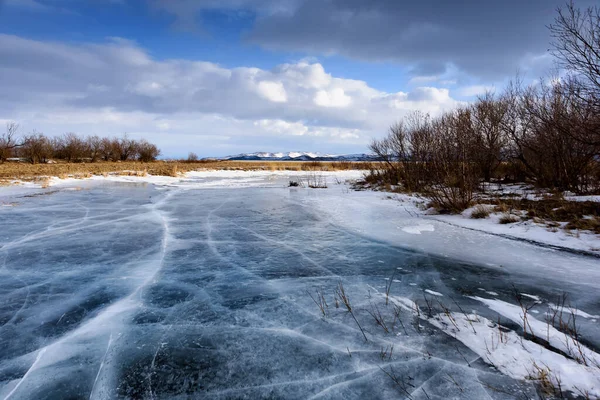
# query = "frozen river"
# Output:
<box><xmin>1</xmin><ymin>173</ymin><xmax>599</xmax><ymax>399</ymax></box>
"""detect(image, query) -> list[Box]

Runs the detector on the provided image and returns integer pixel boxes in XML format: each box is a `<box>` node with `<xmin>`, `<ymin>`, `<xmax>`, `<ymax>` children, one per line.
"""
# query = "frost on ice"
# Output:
<box><xmin>0</xmin><ymin>174</ymin><xmax>599</xmax><ymax>399</ymax></box>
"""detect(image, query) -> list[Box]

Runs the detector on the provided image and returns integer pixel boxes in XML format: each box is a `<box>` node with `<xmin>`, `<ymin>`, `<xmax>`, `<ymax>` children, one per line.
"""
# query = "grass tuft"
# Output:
<box><xmin>470</xmin><ymin>205</ymin><xmax>491</xmax><ymax>219</ymax></box>
<box><xmin>499</xmin><ymin>213</ymin><xmax>520</xmax><ymax>224</ymax></box>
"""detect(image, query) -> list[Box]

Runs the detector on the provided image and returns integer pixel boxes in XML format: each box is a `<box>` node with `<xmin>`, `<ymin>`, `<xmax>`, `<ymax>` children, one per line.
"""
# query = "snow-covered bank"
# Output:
<box><xmin>431</xmin><ymin>204</ymin><xmax>600</xmax><ymax>256</ymax></box>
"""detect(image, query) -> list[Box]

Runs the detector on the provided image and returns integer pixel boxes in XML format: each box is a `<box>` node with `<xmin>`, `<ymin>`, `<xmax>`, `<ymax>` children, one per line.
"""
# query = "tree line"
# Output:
<box><xmin>0</xmin><ymin>128</ymin><xmax>161</xmax><ymax>164</ymax></box>
<box><xmin>369</xmin><ymin>1</ymin><xmax>600</xmax><ymax>212</ymax></box>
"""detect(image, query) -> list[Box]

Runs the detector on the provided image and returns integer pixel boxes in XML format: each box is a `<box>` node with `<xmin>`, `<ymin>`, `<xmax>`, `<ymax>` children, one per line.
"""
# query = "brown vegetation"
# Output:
<box><xmin>1</xmin><ymin>129</ymin><xmax>161</xmax><ymax>165</ymax></box>
<box><xmin>0</xmin><ymin>160</ymin><xmax>369</xmax><ymax>181</ymax></box>
<box><xmin>491</xmin><ymin>197</ymin><xmax>600</xmax><ymax>234</ymax></box>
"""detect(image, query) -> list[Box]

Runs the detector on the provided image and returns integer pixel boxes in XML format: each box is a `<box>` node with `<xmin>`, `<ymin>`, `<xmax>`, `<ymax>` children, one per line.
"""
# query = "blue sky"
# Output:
<box><xmin>0</xmin><ymin>0</ymin><xmax>589</xmax><ymax>157</ymax></box>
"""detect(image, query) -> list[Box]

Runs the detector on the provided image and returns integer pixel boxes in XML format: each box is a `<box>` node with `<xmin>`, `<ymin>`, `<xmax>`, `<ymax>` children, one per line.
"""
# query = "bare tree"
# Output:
<box><xmin>508</xmin><ymin>79</ymin><xmax>599</xmax><ymax>193</ymax></box>
<box><xmin>20</xmin><ymin>132</ymin><xmax>53</xmax><ymax>164</ymax></box>
<box><xmin>136</xmin><ymin>139</ymin><xmax>160</xmax><ymax>162</ymax></box>
<box><xmin>369</xmin><ymin>111</ymin><xmax>434</xmax><ymax>191</ymax></box>
<box><xmin>0</xmin><ymin>122</ymin><xmax>20</xmax><ymax>163</ymax></box>
<box><xmin>549</xmin><ymin>1</ymin><xmax>600</xmax><ymax>105</ymax></box>
<box><xmin>118</xmin><ymin>135</ymin><xmax>137</xmax><ymax>161</ymax></box>
<box><xmin>57</xmin><ymin>132</ymin><xmax>88</xmax><ymax>162</ymax></box>
<box><xmin>426</xmin><ymin>107</ymin><xmax>479</xmax><ymax>212</ymax></box>
<box><xmin>100</xmin><ymin>137</ymin><xmax>114</xmax><ymax>161</ymax></box>
<box><xmin>471</xmin><ymin>91</ymin><xmax>510</xmax><ymax>182</ymax></box>
<box><xmin>87</xmin><ymin>135</ymin><xmax>102</xmax><ymax>162</ymax></box>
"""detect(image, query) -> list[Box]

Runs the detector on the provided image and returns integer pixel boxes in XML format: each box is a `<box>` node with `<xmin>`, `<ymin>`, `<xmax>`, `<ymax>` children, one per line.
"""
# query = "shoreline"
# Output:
<box><xmin>2</xmin><ymin>168</ymin><xmax>599</xmax><ymax>257</ymax></box>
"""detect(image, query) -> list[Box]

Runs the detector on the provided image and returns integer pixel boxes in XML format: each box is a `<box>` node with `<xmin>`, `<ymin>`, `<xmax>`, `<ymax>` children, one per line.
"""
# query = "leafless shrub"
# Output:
<box><xmin>471</xmin><ymin>91</ymin><xmax>510</xmax><ymax>182</ymax></box>
<box><xmin>513</xmin><ymin>80</ymin><xmax>600</xmax><ymax>193</ymax></box>
<box><xmin>306</xmin><ymin>172</ymin><xmax>327</xmax><ymax>188</ymax></box>
<box><xmin>20</xmin><ymin>132</ymin><xmax>54</xmax><ymax>164</ymax></box>
<box><xmin>0</xmin><ymin>122</ymin><xmax>20</xmax><ymax>163</ymax></box>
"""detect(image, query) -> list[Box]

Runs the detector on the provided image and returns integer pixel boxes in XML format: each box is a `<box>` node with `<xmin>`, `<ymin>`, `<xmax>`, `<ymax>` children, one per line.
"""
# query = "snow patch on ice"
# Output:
<box><xmin>401</xmin><ymin>224</ymin><xmax>434</xmax><ymax>235</ymax></box>
<box><xmin>521</xmin><ymin>293</ymin><xmax>541</xmax><ymax>302</ymax></box>
<box><xmin>470</xmin><ymin>296</ymin><xmax>600</xmax><ymax>368</ymax></box>
<box><xmin>428</xmin><ymin>311</ymin><xmax>600</xmax><ymax>398</ymax></box>
<box><xmin>388</xmin><ymin>294</ymin><xmax>600</xmax><ymax>398</ymax></box>
<box><xmin>548</xmin><ymin>303</ymin><xmax>600</xmax><ymax>319</ymax></box>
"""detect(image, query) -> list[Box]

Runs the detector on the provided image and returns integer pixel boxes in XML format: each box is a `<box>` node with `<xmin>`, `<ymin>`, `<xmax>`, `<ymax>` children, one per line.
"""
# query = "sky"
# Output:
<box><xmin>0</xmin><ymin>0</ymin><xmax>592</xmax><ymax>157</ymax></box>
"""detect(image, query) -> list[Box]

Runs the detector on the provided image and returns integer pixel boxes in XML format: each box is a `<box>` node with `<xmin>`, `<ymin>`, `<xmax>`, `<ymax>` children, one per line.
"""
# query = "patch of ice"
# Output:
<box><xmin>521</xmin><ymin>293</ymin><xmax>541</xmax><ymax>302</ymax></box>
<box><xmin>548</xmin><ymin>303</ymin><xmax>600</xmax><ymax>319</ymax></box>
<box><xmin>401</xmin><ymin>224</ymin><xmax>435</xmax><ymax>235</ymax></box>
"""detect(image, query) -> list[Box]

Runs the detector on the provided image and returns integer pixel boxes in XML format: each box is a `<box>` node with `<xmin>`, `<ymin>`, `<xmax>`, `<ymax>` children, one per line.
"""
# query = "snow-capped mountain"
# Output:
<box><xmin>221</xmin><ymin>152</ymin><xmax>381</xmax><ymax>161</ymax></box>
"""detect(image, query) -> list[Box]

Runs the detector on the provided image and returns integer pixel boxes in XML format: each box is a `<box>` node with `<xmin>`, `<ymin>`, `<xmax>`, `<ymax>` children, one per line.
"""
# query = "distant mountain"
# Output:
<box><xmin>220</xmin><ymin>152</ymin><xmax>381</xmax><ymax>161</ymax></box>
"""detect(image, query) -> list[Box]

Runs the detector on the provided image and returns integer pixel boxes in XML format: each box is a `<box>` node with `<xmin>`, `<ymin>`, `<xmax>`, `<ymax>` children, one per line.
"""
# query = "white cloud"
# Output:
<box><xmin>257</xmin><ymin>81</ymin><xmax>287</xmax><ymax>103</ymax></box>
<box><xmin>314</xmin><ymin>88</ymin><xmax>351</xmax><ymax>108</ymax></box>
<box><xmin>0</xmin><ymin>34</ymin><xmax>463</xmax><ymax>156</ymax></box>
<box><xmin>255</xmin><ymin>119</ymin><xmax>307</xmax><ymax>136</ymax></box>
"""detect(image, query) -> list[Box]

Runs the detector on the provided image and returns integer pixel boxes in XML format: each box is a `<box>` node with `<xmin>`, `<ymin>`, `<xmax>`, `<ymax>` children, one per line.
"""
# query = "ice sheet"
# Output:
<box><xmin>0</xmin><ymin>173</ymin><xmax>598</xmax><ymax>399</ymax></box>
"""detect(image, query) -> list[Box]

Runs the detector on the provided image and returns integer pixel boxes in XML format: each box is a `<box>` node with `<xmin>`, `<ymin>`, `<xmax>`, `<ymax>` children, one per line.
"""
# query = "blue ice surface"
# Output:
<box><xmin>0</xmin><ymin>181</ymin><xmax>597</xmax><ymax>399</ymax></box>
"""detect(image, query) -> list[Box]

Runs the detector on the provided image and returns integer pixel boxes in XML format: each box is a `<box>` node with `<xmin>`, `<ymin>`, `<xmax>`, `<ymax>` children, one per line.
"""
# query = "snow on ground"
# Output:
<box><xmin>470</xmin><ymin>296</ymin><xmax>600</xmax><ymax>367</ymax></box>
<box><xmin>49</xmin><ymin>169</ymin><xmax>367</xmax><ymax>189</ymax></box>
<box><xmin>432</xmin><ymin>204</ymin><xmax>600</xmax><ymax>255</ymax></box>
<box><xmin>389</xmin><ymin>294</ymin><xmax>600</xmax><ymax>398</ymax></box>
<box><xmin>299</xmin><ymin>188</ymin><xmax>600</xmax><ymax>289</ymax></box>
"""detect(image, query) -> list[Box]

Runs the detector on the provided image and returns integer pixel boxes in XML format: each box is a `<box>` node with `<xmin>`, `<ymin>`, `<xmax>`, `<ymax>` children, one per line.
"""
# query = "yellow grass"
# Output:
<box><xmin>0</xmin><ymin>160</ymin><xmax>371</xmax><ymax>181</ymax></box>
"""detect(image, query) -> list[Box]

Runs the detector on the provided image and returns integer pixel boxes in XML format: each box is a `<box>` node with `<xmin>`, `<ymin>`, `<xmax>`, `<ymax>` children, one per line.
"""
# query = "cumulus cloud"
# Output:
<box><xmin>314</xmin><ymin>88</ymin><xmax>351</xmax><ymax>108</ymax></box>
<box><xmin>257</xmin><ymin>81</ymin><xmax>287</xmax><ymax>103</ymax></box>
<box><xmin>0</xmin><ymin>34</ymin><xmax>462</xmax><ymax>156</ymax></box>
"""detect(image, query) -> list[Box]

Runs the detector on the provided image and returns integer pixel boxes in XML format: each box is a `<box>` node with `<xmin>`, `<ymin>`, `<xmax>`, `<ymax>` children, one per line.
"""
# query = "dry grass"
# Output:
<box><xmin>499</xmin><ymin>213</ymin><xmax>520</xmax><ymax>224</ymax></box>
<box><xmin>470</xmin><ymin>205</ymin><xmax>491</xmax><ymax>219</ymax></box>
<box><xmin>491</xmin><ymin>197</ymin><xmax>600</xmax><ymax>233</ymax></box>
<box><xmin>0</xmin><ymin>160</ymin><xmax>368</xmax><ymax>181</ymax></box>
